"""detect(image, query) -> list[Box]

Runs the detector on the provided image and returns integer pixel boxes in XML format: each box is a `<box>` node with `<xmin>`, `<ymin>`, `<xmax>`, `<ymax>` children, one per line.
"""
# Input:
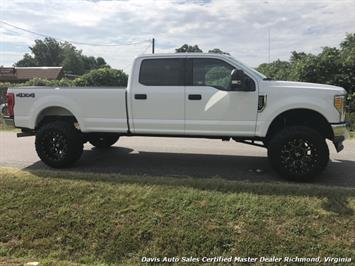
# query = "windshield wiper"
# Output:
<box><xmin>263</xmin><ymin>77</ymin><xmax>273</xmax><ymax>80</ymax></box>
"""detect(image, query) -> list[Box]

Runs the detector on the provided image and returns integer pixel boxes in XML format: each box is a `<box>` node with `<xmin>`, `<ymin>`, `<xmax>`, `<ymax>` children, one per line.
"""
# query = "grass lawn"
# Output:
<box><xmin>0</xmin><ymin>167</ymin><xmax>354</xmax><ymax>265</ymax></box>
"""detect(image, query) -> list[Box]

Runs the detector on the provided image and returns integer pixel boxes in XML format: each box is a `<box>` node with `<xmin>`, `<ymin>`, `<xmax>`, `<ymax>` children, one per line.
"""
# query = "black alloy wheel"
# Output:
<box><xmin>35</xmin><ymin>121</ymin><xmax>83</xmax><ymax>168</ymax></box>
<box><xmin>268</xmin><ymin>126</ymin><xmax>329</xmax><ymax>181</ymax></box>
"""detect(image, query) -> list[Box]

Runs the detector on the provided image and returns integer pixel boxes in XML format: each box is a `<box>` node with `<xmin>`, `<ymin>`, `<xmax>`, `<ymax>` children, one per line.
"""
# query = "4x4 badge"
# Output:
<box><xmin>16</xmin><ymin>93</ymin><xmax>35</xmax><ymax>98</ymax></box>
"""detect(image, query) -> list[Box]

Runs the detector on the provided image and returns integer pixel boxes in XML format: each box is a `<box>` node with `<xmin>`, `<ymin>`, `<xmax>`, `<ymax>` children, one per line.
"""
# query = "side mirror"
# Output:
<box><xmin>230</xmin><ymin>69</ymin><xmax>245</xmax><ymax>91</ymax></box>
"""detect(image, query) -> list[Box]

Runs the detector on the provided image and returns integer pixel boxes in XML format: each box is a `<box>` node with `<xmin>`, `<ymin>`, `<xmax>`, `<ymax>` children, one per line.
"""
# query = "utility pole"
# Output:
<box><xmin>152</xmin><ymin>38</ymin><xmax>155</xmax><ymax>54</ymax></box>
<box><xmin>268</xmin><ymin>28</ymin><xmax>270</xmax><ymax>63</ymax></box>
<box><xmin>265</xmin><ymin>1</ymin><xmax>271</xmax><ymax>63</ymax></box>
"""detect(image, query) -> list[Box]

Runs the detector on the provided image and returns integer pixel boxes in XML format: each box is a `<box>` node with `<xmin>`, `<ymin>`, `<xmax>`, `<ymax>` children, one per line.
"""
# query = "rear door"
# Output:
<box><xmin>185</xmin><ymin>58</ymin><xmax>258</xmax><ymax>136</ymax></box>
<box><xmin>130</xmin><ymin>57</ymin><xmax>185</xmax><ymax>134</ymax></box>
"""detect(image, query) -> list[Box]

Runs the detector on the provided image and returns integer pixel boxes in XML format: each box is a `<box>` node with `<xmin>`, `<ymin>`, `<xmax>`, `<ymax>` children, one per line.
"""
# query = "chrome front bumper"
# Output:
<box><xmin>331</xmin><ymin>122</ymin><xmax>349</xmax><ymax>152</ymax></box>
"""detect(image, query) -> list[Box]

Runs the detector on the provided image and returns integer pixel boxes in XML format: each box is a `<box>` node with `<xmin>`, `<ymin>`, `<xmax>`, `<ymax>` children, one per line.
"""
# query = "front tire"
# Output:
<box><xmin>35</xmin><ymin>121</ymin><xmax>83</xmax><ymax>168</ymax></box>
<box><xmin>89</xmin><ymin>134</ymin><xmax>119</xmax><ymax>148</ymax></box>
<box><xmin>267</xmin><ymin>126</ymin><xmax>329</xmax><ymax>181</ymax></box>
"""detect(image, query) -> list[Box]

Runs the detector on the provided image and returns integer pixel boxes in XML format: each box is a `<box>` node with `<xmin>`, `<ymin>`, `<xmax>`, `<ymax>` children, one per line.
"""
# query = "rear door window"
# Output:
<box><xmin>139</xmin><ymin>59</ymin><xmax>184</xmax><ymax>86</ymax></box>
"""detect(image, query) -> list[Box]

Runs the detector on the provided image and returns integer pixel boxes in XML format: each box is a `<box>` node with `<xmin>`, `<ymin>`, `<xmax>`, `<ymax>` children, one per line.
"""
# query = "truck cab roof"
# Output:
<box><xmin>136</xmin><ymin>53</ymin><xmax>232</xmax><ymax>59</ymax></box>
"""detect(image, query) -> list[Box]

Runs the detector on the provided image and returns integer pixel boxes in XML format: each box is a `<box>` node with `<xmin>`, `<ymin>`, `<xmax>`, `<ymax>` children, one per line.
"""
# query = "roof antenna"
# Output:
<box><xmin>152</xmin><ymin>38</ymin><xmax>155</xmax><ymax>54</ymax></box>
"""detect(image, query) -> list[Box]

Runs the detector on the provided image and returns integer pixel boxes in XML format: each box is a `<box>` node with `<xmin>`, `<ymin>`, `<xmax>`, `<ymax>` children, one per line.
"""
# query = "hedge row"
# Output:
<box><xmin>0</xmin><ymin>68</ymin><xmax>128</xmax><ymax>89</ymax></box>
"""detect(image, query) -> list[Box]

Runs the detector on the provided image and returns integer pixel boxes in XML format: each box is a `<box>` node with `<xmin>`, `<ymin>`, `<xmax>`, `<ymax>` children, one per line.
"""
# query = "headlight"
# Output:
<box><xmin>334</xmin><ymin>95</ymin><xmax>346</xmax><ymax>121</ymax></box>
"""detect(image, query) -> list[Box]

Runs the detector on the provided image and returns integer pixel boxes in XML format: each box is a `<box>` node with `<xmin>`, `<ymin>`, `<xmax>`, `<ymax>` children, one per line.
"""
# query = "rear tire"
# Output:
<box><xmin>267</xmin><ymin>126</ymin><xmax>329</xmax><ymax>181</ymax></box>
<box><xmin>35</xmin><ymin>121</ymin><xmax>83</xmax><ymax>168</ymax></box>
<box><xmin>89</xmin><ymin>134</ymin><xmax>119</xmax><ymax>149</ymax></box>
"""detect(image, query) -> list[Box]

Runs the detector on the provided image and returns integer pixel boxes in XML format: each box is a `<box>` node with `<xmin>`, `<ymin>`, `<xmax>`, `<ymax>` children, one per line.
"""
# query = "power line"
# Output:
<box><xmin>142</xmin><ymin>42</ymin><xmax>153</xmax><ymax>54</ymax></box>
<box><xmin>122</xmin><ymin>42</ymin><xmax>152</xmax><ymax>72</ymax></box>
<box><xmin>0</xmin><ymin>20</ymin><xmax>150</xmax><ymax>47</ymax></box>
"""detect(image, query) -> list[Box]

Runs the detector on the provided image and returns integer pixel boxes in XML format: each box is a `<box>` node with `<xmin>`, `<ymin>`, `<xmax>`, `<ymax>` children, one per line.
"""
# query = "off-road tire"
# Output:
<box><xmin>35</xmin><ymin>121</ymin><xmax>83</xmax><ymax>168</ymax></box>
<box><xmin>89</xmin><ymin>134</ymin><xmax>119</xmax><ymax>149</ymax></box>
<box><xmin>267</xmin><ymin>126</ymin><xmax>329</xmax><ymax>181</ymax></box>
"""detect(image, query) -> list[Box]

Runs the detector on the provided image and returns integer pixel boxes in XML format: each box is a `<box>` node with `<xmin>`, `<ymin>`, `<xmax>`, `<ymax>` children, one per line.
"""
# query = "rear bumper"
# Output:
<box><xmin>331</xmin><ymin>122</ymin><xmax>349</xmax><ymax>152</ymax></box>
<box><xmin>2</xmin><ymin>116</ymin><xmax>15</xmax><ymax>127</ymax></box>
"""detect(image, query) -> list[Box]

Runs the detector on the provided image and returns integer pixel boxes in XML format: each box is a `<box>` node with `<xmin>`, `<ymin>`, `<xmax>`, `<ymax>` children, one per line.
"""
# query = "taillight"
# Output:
<box><xmin>6</xmin><ymin>93</ymin><xmax>15</xmax><ymax>117</ymax></box>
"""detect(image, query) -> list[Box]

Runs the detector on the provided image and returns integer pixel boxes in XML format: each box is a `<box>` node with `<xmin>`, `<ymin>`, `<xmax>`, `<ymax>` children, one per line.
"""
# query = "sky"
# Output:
<box><xmin>0</xmin><ymin>0</ymin><xmax>355</xmax><ymax>71</ymax></box>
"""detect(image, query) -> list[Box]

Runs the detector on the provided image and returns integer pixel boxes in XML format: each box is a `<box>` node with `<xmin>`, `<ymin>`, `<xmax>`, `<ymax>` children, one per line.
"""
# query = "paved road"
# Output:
<box><xmin>1</xmin><ymin>131</ymin><xmax>354</xmax><ymax>187</ymax></box>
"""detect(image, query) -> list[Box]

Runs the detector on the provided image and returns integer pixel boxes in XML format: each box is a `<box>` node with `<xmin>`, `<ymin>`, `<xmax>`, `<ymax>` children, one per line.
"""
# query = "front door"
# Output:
<box><xmin>185</xmin><ymin>58</ymin><xmax>258</xmax><ymax>136</ymax></box>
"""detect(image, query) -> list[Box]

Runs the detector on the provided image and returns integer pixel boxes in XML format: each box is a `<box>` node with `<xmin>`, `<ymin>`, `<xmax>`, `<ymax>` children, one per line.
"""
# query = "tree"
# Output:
<box><xmin>208</xmin><ymin>48</ymin><xmax>230</xmax><ymax>55</ymax></box>
<box><xmin>29</xmin><ymin>38</ymin><xmax>64</xmax><ymax>66</ymax></box>
<box><xmin>257</xmin><ymin>60</ymin><xmax>292</xmax><ymax>81</ymax></box>
<box><xmin>175</xmin><ymin>44</ymin><xmax>203</xmax><ymax>53</ymax></box>
<box><xmin>61</xmin><ymin>42</ymin><xmax>85</xmax><ymax>75</ymax></box>
<box><xmin>339</xmin><ymin>33</ymin><xmax>355</xmax><ymax>92</ymax></box>
<box><xmin>15</xmin><ymin>53</ymin><xmax>38</xmax><ymax>67</ymax></box>
<box><xmin>300</xmin><ymin>47</ymin><xmax>340</xmax><ymax>84</ymax></box>
<box><xmin>256</xmin><ymin>33</ymin><xmax>355</xmax><ymax>93</ymax></box>
<box><xmin>290</xmin><ymin>51</ymin><xmax>308</xmax><ymax>63</ymax></box>
<box><xmin>96</xmin><ymin>57</ymin><xmax>107</xmax><ymax>67</ymax></box>
<box><xmin>15</xmin><ymin>38</ymin><xmax>110</xmax><ymax>75</ymax></box>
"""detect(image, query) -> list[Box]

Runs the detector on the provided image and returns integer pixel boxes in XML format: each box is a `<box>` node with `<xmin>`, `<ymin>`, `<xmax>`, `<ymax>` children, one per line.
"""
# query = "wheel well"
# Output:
<box><xmin>36</xmin><ymin>106</ymin><xmax>79</xmax><ymax>129</ymax></box>
<box><xmin>266</xmin><ymin>109</ymin><xmax>333</xmax><ymax>141</ymax></box>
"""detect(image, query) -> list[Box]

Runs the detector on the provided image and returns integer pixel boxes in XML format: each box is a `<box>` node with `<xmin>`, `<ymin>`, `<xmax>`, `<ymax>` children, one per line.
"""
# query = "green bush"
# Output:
<box><xmin>22</xmin><ymin>78</ymin><xmax>74</xmax><ymax>87</ymax></box>
<box><xmin>1</xmin><ymin>67</ymin><xmax>128</xmax><ymax>89</ymax></box>
<box><xmin>347</xmin><ymin>113</ymin><xmax>355</xmax><ymax>131</ymax></box>
<box><xmin>346</xmin><ymin>93</ymin><xmax>355</xmax><ymax>131</ymax></box>
<box><xmin>348</xmin><ymin>92</ymin><xmax>355</xmax><ymax>110</ymax></box>
<box><xmin>0</xmin><ymin>82</ymin><xmax>12</xmax><ymax>89</ymax></box>
<box><xmin>73</xmin><ymin>68</ymin><xmax>128</xmax><ymax>87</ymax></box>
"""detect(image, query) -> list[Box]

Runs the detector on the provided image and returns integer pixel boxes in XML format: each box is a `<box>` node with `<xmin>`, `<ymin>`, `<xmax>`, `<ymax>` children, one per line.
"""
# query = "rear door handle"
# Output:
<box><xmin>188</xmin><ymin>94</ymin><xmax>202</xmax><ymax>100</ymax></box>
<box><xmin>135</xmin><ymin>94</ymin><xmax>147</xmax><ymax>100</ymax></box>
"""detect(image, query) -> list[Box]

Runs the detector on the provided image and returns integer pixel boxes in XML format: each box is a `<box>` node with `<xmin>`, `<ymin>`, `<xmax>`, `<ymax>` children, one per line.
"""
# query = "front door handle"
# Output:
<box><xmin>135</xmin><ymin>94</ymin><xmax>147</xmax><ymax>100</ymax></box>
<box><xmin>188</xmin><ymin>94</ymin><xmax>202</xmax><ymax>100</ymax></box>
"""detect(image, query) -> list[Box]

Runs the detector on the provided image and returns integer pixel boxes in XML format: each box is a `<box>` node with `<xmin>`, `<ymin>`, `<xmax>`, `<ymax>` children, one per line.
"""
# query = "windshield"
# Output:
<box><xmin>228</xmin><ymin>56</ymin><xmax>267</xmax><ymax>80</ymax></box>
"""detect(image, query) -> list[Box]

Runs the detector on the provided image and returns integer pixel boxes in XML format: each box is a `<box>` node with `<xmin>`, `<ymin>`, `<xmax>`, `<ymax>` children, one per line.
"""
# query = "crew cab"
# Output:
<box><xmin>5</xmin><ymin>53</ymin><xmax>349</xmax><ymax>180</ymax></box>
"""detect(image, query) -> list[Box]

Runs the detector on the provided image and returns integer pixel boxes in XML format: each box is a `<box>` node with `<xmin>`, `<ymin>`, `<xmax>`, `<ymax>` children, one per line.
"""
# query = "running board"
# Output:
<box><xmin>234</xmin><ymin>139</ymin><xmax>266</xmax><ymax>148</ymax></box>
<box><xmin>17</xmin><ymin>131</ymin><xmax>35</xmax><ymax>137</ymax></box>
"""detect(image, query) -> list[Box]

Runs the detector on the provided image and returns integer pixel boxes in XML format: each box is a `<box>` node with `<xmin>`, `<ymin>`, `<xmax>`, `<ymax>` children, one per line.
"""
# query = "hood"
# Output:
<box><xmin>261</xmin><ymin>80</ymin><xmax>346</xmax><ymax>94</ymax></box>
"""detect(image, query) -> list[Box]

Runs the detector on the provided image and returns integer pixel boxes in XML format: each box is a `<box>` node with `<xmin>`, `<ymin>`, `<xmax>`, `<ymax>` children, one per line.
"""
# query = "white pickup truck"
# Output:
<box><xmin>5</xmin><ymin>53</ymin><xmax>349</xmax><ymax>180</ymax></box>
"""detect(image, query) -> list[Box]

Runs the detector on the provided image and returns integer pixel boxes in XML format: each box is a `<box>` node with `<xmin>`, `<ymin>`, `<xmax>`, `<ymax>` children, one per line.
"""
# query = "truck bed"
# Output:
<box><xmin>10</xmin><ymin>86</ymin><xmax>129</xmax><ymax>133</ymax></box>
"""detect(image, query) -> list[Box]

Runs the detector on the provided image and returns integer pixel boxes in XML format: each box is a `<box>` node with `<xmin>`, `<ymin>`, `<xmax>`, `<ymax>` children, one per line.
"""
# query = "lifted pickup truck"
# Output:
<box><xmin>6</xmin><ymin>53</ymin><xmax>349</xmax><ymax>180</ymax></box>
